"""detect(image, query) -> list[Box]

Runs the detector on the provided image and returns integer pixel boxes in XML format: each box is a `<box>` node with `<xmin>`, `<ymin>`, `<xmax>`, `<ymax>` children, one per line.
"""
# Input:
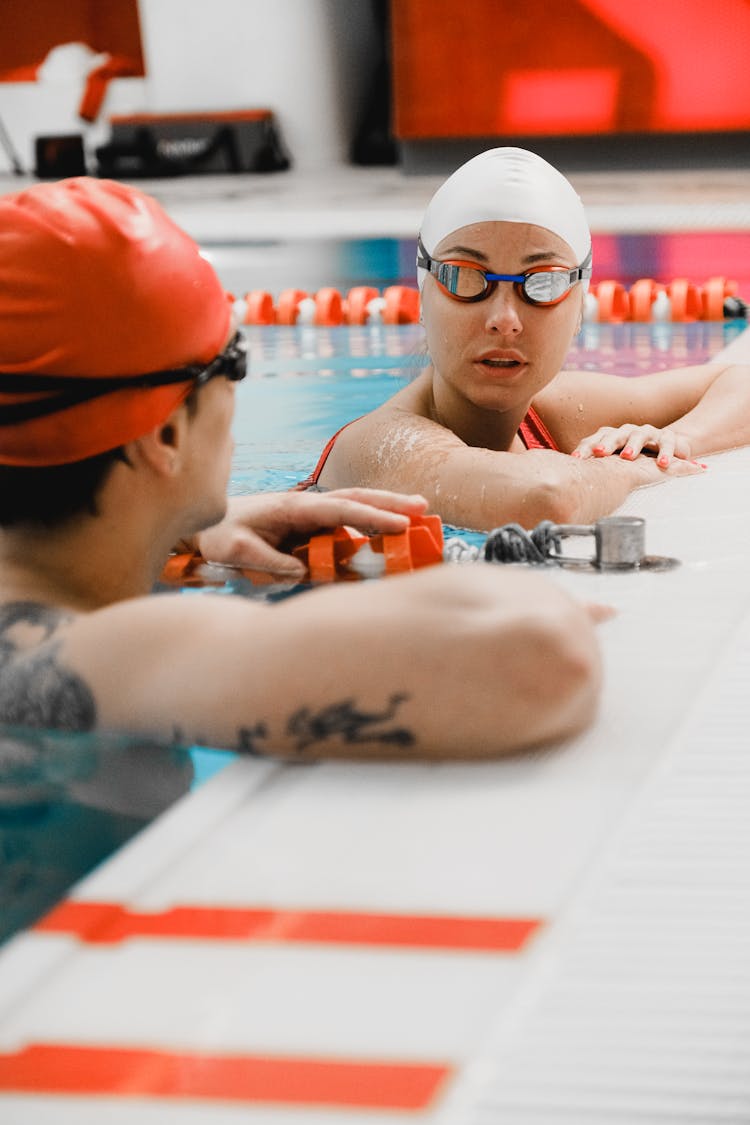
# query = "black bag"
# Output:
<box><xmin>95</xmin><ymin>111</ymin><xmax>291</xmax><ymax>178</ymax></box>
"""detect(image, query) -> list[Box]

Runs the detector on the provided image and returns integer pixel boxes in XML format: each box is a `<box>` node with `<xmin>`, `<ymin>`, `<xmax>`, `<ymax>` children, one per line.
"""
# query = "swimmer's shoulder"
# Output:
<box><xmin>0</xmin><ymin>599</ymin><xmax>94</xmax><ymax>731</ymax></box>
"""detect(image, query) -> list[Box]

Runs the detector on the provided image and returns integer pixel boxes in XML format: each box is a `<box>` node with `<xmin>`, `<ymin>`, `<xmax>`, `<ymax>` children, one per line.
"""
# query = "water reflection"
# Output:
<box><xmin>0</xmin><ymin>726</ymin><xmax>194</xmax><ymax>944</ymax></box>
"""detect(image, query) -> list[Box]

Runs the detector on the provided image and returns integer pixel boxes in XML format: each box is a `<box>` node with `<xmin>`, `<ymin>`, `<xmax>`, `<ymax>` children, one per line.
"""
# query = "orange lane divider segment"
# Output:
<box><xmin>34</xmin><ymin>899</ymin><xmax>542</xmax><ymax>951</ymax></box>
<box><xmin>628</xmin><ymin>278</ymin><xmax>662</xmax><ymax>322</ymax></box>
<box><xmin>667</xmin><ymin>278</ymin><xmax>702</xmax><ymax>323</ymax></box>
<box><xmin>589</xmin><ymin>275</ymin><xmax>745</xmax><ymax>323</ymax></box>
<box><xmin>0</xmin><ymin>1043</ymin><xmax>451</xmax><ymax>1110</ymax></box>
<box><xmin>593</xmin><ymin>279</ymin><xmax>629</xmax><ymax>322</ymax></box>
<box><xmin>344</xmin><ymin>285</ymin><xmax>380</xmax><ymax>324</ymax></box>
<box><xmin>702</xmin><ymin>275</ymin><xmax>740</xmax><ymax>320</ymax></box>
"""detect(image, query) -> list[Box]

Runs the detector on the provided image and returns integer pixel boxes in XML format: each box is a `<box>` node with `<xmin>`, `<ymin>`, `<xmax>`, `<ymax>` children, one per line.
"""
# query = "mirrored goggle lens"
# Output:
<box><xmin>522</xmin><ymin>271</ymin><xmax>573</xmax><ymax>305</ymax></box>
<box><xmin>434</xmin><ymin>262</ymin><xmax>487</xmax><ymax>300</ymax></box>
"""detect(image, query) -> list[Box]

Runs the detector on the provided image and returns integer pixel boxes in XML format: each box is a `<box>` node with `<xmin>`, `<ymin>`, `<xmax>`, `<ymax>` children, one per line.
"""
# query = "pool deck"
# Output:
<box><xmin>1</xmin><ymin>324</ymin><xmax>750</xmax><ymax>1122</ymax></box>
<box><xmin>3</xmin><ymin>164</ymin><xmax>750</xmax><ymax>243</ymax></box>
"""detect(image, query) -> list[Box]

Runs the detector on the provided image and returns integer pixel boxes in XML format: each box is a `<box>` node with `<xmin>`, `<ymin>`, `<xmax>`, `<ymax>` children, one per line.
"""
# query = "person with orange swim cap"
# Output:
<box><xmin>0</xmin><ymin>178</ymin><xmax>602</xmax><ymax>765</ymax></box>
<box><xmin>304</xmin><ymin>147</ymin><xmax>750</xmax><ymax>532</ymax></box>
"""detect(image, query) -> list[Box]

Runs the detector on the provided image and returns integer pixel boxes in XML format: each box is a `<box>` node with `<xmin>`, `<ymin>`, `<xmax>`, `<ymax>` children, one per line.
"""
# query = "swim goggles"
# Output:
<box><xmin>417</xmin><ymin>239</ymin><xmax>592</xmax><ymax>307</ymax></box>
<box><xmin>0</xmin><ymin>332</ymin><xmax>248</xmax><ymax>426</ymax></box>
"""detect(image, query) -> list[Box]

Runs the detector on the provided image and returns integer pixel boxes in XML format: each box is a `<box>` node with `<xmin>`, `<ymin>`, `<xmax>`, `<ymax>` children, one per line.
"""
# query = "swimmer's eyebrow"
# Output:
<box><xmin>438</xmin><ymin>245</ymin><xmax>569</xmax><ymax>266</ymax></box>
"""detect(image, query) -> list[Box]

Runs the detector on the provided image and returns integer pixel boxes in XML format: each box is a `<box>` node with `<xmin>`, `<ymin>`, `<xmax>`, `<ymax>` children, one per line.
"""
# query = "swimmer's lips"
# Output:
<box><xmin>473</xmin><ymin>350</ymin><xmax>528</xmax><ymax>378</ymax></box>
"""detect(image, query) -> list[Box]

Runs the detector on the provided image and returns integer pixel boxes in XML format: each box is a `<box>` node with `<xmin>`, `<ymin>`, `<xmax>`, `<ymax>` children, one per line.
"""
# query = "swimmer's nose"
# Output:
<box><xmin>483</xmin><ymin>283</ymin><xmax>523</xmax><ymax>335</ymax></box>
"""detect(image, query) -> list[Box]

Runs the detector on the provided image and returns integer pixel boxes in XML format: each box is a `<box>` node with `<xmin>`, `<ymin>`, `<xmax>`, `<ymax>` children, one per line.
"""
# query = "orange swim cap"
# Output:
<box><xmin>0</xmin><ymin>177</ymin><xmax>232</xmax><ymax>466</ymax></box>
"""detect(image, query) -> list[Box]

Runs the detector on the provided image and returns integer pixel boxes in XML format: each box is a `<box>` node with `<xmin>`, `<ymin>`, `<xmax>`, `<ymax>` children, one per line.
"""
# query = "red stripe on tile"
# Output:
<box><xmin>0</xmin><ymin>1043</ymin><xmax>450</xmax><ymax>1109</ymax></box>
<box><xmin>35</xmin><ymin>900</ymin><xmax>541</xmax><ymax>951</ymax></box>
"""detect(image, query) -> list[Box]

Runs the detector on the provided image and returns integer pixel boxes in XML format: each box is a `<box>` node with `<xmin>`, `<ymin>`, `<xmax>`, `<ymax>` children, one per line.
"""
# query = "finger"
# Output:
<box><xmin>664</xmin><ymin>458</ymin><xmax>708</xmax><ymax>478</ymax></box>
<box><xmin>586</xmin><ymin>602</ymin><xmax>617</xmax><ymax>624</ymax></box>
<box><xmin>616</xmin><ymin>425</ymin><xmax>668</xmax><ymax>460</ymax></box>
<box><xmin>234</xmin><ymin>536</ymin><xmax>308</xmax><ymax>578</ymax></box>
<box><xmin>655</xmin><ymin>435</ymin><xmax>677</xmax><ymax>468</ymax></box>
<box><xmin>671</xmin><ymin>436</ymin><xmax>694</xmax><ymax>461</ymax></box>
<box><xmin>325</xmin><ymin>488</ymin><xmax>429</xmax><ymax>515</ymax></box>
<box><xmin>291</xmin><ymin>497</ymin><xmax>423</xmax><ymax>534</ymax></box>
<box><xmin>571</xmin><ymin>430</ymin><xmax>612</xmax><ymax>459</ymax></box>
<box><xmin>592</xmin><ymin>427</ymin><xmax>632</xmax><ymax>457</ymax></box>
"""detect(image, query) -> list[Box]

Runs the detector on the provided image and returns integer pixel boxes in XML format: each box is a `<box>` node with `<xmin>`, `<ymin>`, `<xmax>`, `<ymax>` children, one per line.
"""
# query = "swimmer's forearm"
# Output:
<box><xmin>442</xmin><ymin>450</ymin><xmax>664</xmax><ymax>530</ymax></box>
<box><xmin>75</xmin><ymin>567</ymin><xmax>601</xmax><ymax>760</ymax></box>
<box><xmin>668</xmin><ymin>364</ymin><xmax>750</xmax><ymax>456</ymax></box>
<box><xmin>232</xmin><ymin>568</ymin><xmax>601</xmax><ymax>760</ymax></box>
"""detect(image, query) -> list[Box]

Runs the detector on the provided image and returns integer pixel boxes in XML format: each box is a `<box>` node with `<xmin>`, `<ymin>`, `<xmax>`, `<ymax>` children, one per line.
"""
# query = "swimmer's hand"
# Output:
<box><xmin>587</xmin><ymin>602</ymin><xmax>616</xmax><ymax>625</ymax></box>
<box><xmin>193</xmin><ymin>488</ymin><xmax>429</xmax><ymax>580</ymax></box>
<box><xmin>571</xmin><ymin>424</ymin><xmax>707</xmax><ymax>469</ymax></box>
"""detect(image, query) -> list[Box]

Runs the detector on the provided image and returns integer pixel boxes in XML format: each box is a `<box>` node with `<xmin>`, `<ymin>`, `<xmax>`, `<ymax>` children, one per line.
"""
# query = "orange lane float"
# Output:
<box><xmin>587</xmin><ymin>275</ymin><xmax>745</xmax><ymax>323</ymax></box>
<box><xmin>239</xmin><ymin>279</ymin><xmax>744</xmax><ymax>326</ymax></box>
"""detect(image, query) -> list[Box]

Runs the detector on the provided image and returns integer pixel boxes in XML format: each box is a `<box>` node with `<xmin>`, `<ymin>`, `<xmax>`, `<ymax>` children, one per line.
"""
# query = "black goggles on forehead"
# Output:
<box><xmin>417</xmin><ymin>239</ymin><xmax>592</xmax><ymax>307</ymax></box>
<box><xmin>0</xmin><ymin>332</ymin><xmax>247</xmax><ymax>427</ymax></box>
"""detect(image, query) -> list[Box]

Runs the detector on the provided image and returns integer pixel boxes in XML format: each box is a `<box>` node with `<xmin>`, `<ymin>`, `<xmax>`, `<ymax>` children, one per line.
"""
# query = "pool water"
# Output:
<box><xmin>0</xmin><ymin>728</ymin><xmax>195</xmax><ymax>942</ymax></box>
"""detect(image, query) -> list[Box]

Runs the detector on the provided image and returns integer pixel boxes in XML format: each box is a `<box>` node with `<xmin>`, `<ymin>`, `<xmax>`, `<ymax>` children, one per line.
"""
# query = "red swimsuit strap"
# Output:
<box><xmin>292</xmin><ymin>419</ymin><xmax>359</xmax><ymax>490</ymax></box>
<box><xmin>518</xmin><ymin>405</ymin><xmax>559</xmax><ymax>451</ymax></box>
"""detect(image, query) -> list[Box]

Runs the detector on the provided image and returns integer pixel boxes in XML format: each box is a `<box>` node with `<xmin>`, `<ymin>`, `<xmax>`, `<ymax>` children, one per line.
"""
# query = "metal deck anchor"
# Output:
<box><xmin>474</xmin><ymin>516</ymin><xmax>680</xmax><ymax>571</ymax></box>
<box><xmin>535</xmin><ymin>516</ymin><xmax>679</xmax><ymax>571</ymax></box>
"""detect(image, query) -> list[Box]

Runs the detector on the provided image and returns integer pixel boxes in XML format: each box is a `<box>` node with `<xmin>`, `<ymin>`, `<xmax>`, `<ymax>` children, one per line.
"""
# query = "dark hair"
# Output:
<box><xmin>0</xmin><ymin>384</ymin><xmax>203</xmax><ymax>531</ymax></box>
<box><xmin>0</xmin><ymin>447</ymin><xmax>130</xmax><ymax>528</ymax></box>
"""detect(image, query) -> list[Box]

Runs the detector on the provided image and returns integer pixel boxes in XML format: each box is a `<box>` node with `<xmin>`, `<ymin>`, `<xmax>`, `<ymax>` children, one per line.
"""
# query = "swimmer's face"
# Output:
<box><xmin>421</xmin><ymin>221</ymin><xmax>584</xmax><ymax>414</ymax></box>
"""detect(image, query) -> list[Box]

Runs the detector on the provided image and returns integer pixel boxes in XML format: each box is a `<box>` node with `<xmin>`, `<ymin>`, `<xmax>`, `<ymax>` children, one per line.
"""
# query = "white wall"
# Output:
<box><xmin>0</xmin><ymin>0</ymin><xmax>378</xmax><ymax>174</ymax></box>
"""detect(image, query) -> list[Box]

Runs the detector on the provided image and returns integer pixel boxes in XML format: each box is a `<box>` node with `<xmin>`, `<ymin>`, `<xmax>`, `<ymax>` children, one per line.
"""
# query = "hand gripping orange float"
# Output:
<box><xmin>161</xmin><ymin>515</ymin><xmax>445</xmax><ymax>588</ymax></box>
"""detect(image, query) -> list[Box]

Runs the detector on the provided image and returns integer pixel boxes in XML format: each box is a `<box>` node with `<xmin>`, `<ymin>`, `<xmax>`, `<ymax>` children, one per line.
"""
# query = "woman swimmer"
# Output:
<box><xmin>300</xmin><ymin>147</ymin><xmax>750</xmax><ymax>531</ymax></box>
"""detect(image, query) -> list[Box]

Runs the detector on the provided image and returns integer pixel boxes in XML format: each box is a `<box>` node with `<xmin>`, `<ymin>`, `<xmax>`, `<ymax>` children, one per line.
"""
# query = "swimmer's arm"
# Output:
<box><xmin>323</xmin><ymin>409</ymin><xmax>696</xmax><ymax>530</ymax></box>
<box><xmin>175</xmin><ymin>489</ymin><xmax>429</xmax><ymax>580</ymax></box>
<box><xmin>540</xmin><ymin>363</ymin><xmax>750</xmax><ymax>462</ymax></box>
<box><xmin>54</xmin><ymin>567</ymin><xmax>601</xmax><ymax>760</ymax></box>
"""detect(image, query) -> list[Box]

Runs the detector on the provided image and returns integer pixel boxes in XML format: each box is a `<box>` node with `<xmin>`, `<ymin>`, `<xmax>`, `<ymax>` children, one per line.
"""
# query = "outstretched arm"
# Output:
<box><xmin>548</xmin><ymin>363</ymin><xmax>750</xmax><ymax>465</ymax></box>
<box><xmin>39</xmin><ymin>565</ymin><xmax>602</xmax><ymax>760</ymax></box>
<box><xmin>322</xmin><ymin>409</ymin><xmax>701</xmax><ymax>531</ymax></box>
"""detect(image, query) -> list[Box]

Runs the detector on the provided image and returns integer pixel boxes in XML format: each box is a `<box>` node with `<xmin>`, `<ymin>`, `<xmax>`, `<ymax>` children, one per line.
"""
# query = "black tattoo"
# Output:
<box><xmin>0</xmin><ymin>602</ymin><xmax>96</xmax><ymax>732</ymax></box>
<box><xmin>287</xmin><ymin>693</ymin><xmax>414</xmax><ymax>754</ymax></box>
<box><xmin>236</xmin><ymin>722</ymin><xmax>269</xmax><ymax>756</ymax></box>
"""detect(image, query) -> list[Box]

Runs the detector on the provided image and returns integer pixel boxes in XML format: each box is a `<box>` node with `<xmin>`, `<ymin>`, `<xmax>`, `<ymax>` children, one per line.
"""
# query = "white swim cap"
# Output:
<box><xmin>418</xmin><ymin>147</ymin><xmax>591</xmax><ymax>290</ymax></box>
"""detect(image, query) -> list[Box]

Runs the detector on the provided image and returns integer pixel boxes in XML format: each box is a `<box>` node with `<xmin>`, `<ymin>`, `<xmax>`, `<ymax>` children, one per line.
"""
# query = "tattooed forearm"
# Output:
<box><xmin>0</xmin><ymin>602</ymin><xmax>96</xmax><ymax>732</ymax></box>
<box><xmin>232</xmin><ymin>695</ymin><xmax>414</xmax><ymax>760</ymax></box>
<box><xmin>287</xmin><ymin>693</ymin><xmax>414</xmax><ymax>754</ymax></box>
<box><xmin>236</xmin><ymin>722</ymin><xmax>269</xmax><ymax>756</ymax></box>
